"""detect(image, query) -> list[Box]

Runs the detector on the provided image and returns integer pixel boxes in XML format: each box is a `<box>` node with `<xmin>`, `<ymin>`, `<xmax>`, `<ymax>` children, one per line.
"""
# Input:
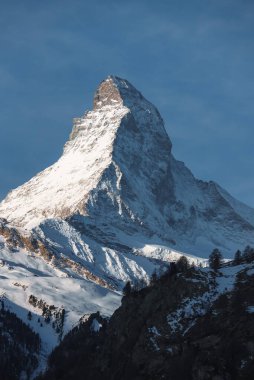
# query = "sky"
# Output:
<box><xmin>0</xmin><ymin>0</ymin><xmax>254</xmax><ymax>207</ymax></box>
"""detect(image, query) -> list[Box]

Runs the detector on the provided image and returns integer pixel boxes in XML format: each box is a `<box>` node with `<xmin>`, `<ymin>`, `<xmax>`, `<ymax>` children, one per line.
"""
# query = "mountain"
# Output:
<box><xmin>0</xmin><ymin>76</ymin><xmax>254</xmax><ymax>376</ymax></box>
<box><xmin>0</xmin><ymin>76</ymin><xmax>253</xmax><ymax>260</ymax></box>
<box><xmin>38</xmin><ymin>259</ymin><xmax>254</xmax><ymax>380</ymax></box>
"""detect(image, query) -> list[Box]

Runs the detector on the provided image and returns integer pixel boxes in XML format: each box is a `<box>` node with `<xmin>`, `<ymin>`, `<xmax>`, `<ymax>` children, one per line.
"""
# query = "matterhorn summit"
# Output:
<box><xmin>0</xmin><ymin>76</ymin><xmax>171</xmax><ymax>228</ymax></box>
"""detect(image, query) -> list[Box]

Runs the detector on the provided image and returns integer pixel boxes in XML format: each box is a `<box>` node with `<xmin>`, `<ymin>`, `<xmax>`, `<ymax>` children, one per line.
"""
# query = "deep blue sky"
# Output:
<box><xmin>0</xmin><ymin>0</ymin><xmax>254</xmax><ymax>207</ymax></box>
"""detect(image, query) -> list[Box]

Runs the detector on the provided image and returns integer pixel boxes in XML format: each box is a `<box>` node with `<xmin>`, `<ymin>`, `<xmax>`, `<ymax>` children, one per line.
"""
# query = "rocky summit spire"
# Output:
<box><xmin>0</xmin><ymin>75</ymin><xmax>172</xmax><ymax>228</ymax></box>
<box><xmin>93</xmin><ymin>76</ymin><xmax>123</xmax><ymax>110</ymax></box>
<box><xmin>70</xmin><ymin>75</ymin><xmax>170</xmax><ymax>150</ymax></box>
<box><xmin>93</xmin><ymin>75</ymin><xmax>144</xmax><ymax>110</ymax></box>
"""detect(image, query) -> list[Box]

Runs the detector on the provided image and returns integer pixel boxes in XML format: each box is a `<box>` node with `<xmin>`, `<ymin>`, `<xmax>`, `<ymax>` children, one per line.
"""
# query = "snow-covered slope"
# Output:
<box><xmin>0</xmin><ymin>99</ymin><xmax>129</xmax><ymax>228</ymax></box>
<box><xmin>0</xmin><ymin>232</ymin><xmax>121</xmax><ymax>374</ymax></box>
<box><xmin>0</xmin><ymin>219</ymin><xmax>199</xmax><ymax>373</ymax></box>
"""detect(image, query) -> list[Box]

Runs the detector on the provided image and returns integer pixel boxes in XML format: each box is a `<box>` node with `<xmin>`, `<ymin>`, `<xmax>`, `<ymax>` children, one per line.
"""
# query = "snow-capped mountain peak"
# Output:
<box><xmin>0</xmin><ymin>76</ymin><xmax>172</xmax><ymax>229</ymax></box>
<box><xmin>2</xmin><ymin>76</ymin><xmax>254</xmax><ymax>376</ymax></box>
<box><xmin>0</xmin><ymin>76</ymin><xmax>253</xmax><ymax>258</ymax></box>
<box><xmin>1</xmin><ymin>75</ymin><xmax>254</xmax><ymax>371</ymax></box>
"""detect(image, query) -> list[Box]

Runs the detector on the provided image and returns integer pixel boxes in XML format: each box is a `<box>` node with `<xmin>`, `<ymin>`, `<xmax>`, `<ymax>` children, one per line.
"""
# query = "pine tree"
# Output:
<box><xmin>123</xmin><ymin>281</ymin><xmax>132</xmax><ymax>296</ymax></box>
<box><xmin>209</xmin><ymin>248</ymin><xmax>223</xmax><ymax>271</ymax></box>
<box><xmin>233</xmin><ymin>250</ymin><xmax>242</xmax><ymax>265</ymax></box>
<box><xmin>176</xmin><ymin>256</ymin><xmax>190</xmax><ymax>272</ymax></box>
<box><xmin>242</xmin><ymin>245</ymin><xmax>254</xmax><ymax>263</ymax></box>
<box><xmin>27</xmin><ymin>311</ymin><xmax>32</xmax><ymax>321</ymax></box>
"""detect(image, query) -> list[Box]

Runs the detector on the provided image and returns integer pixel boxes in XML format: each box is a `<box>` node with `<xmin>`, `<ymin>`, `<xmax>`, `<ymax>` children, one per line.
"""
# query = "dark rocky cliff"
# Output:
<box><xmin>38</xmin><ymin>259</ymin><xmax>254</xmax><ymax>380</ymax></box>
<box><xmin>0</xmin><ymin>303</ymin><xmax>41</xmax><ymax>380</ymax></box>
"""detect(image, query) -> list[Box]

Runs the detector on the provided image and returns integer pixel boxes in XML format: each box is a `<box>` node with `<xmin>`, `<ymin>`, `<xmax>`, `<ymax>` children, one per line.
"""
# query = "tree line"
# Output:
<box><xmin>209</xmin><ymin>245</ymin><xmax>254</xmax><ymax>271</ymax></box>
<box><xmin>123</xmin><ymin>244</ymin><xmax>254</xmax><ymax>295</ymax></box>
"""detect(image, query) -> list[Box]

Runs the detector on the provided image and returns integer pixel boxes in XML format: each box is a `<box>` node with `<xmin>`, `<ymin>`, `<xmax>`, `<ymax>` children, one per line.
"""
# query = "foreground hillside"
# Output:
<box><xmin>39</xmin><ymin>257</ymin><xmax>254</xmax><ymax>380</ymax></box>
<box><xmin>0</xmin><ymin>305</ymin><xmax>40</xmax><ymax>380</ymax></box>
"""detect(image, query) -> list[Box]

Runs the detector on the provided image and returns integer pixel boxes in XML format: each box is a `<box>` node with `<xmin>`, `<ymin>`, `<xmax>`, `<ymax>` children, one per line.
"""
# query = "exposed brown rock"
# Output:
<box><xmin>93</xmin><ymin>76</ymin><xmax>122</xmax><ymax>110</ymax></box>
<box><xmin>0</xmin><ymin>219</ymin><xmax>113</xmax><ymax>289</ymax></box>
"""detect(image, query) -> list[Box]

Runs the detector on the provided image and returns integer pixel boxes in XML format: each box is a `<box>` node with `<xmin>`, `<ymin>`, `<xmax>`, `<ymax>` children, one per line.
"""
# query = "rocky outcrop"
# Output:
<box><xmin>93</xmin><ymin>76</ymin><xmax>123</xmax><ymax>109</ymax></box>
<box><xmin>0</xmin><ymin>219</ymin><xmax>113</xmax><ymax>289</ymax></box>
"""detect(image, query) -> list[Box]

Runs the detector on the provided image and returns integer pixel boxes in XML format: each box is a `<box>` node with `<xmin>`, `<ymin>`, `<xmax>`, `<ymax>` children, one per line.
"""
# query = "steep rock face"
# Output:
<box><xmin>0</xmin><ymin>75</ymin><xmax>253</xmax><ymax>262</ymax></box>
